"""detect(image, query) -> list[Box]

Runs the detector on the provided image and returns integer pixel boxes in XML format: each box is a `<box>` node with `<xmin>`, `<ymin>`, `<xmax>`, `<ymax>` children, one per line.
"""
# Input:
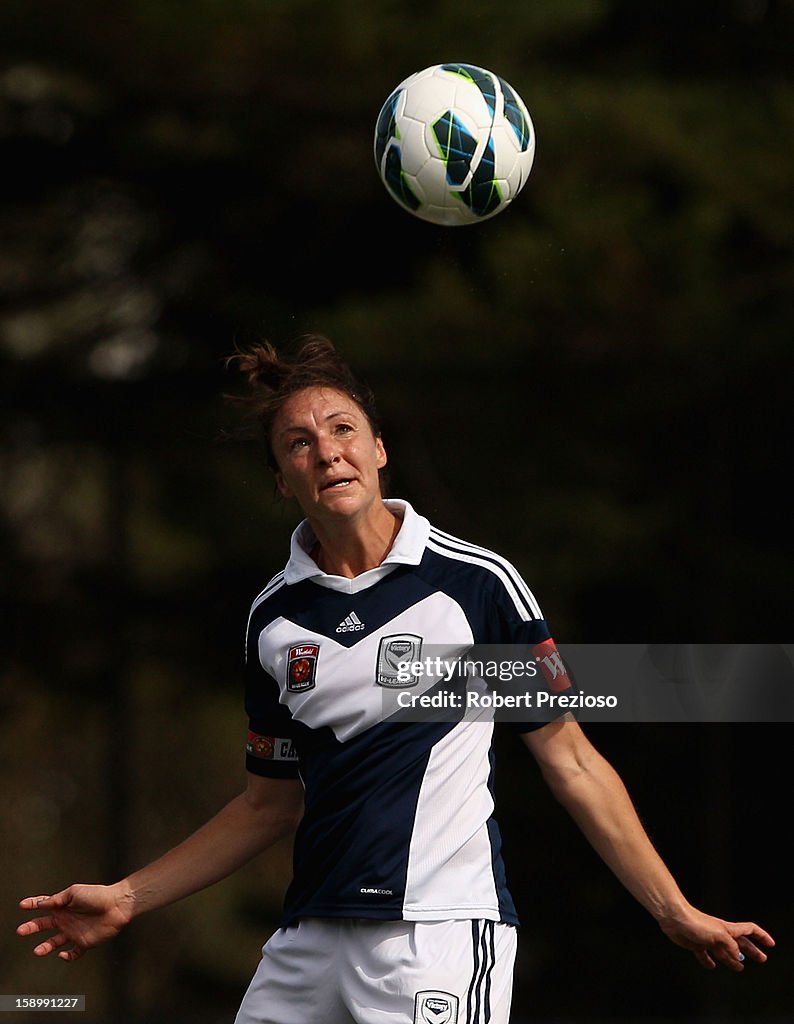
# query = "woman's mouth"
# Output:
<box><xmin>321</xmin><ymin>478</ymin><xmax>354</xmax><ymax>491</ymax></box>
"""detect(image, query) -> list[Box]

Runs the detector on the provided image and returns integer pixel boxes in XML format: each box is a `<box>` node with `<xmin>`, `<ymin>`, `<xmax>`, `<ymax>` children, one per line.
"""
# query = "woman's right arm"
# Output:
<box><xmin>17</xmin><ymin>773</ymin><xmax>303</xmax><ymax>961</ymax></box>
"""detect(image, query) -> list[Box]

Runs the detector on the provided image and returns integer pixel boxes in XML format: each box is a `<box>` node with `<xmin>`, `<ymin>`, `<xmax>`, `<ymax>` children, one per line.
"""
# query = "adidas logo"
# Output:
<box><xmin>336</xmin><ymin>612</ymin><xmax>365</xmax><ymax>634</ymax></box>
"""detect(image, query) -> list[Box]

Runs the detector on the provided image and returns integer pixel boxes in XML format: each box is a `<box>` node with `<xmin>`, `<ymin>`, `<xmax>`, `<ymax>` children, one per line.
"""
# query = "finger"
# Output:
<box><xmin>693</xmin><ymin>948</ymin><xmax>717</xmax><ymax>970</ymax></box>
<box><xmin>19</xmin><ymin>895</ymin><xmax>53</xmax><ymax>910</ymax></box>
<box><xmin>710</xmin><ymin>937</ymin><xmax>750</xmax><ymax>972</ymax></box>
<box><xmin>744</xmin><ymin>924</ymin><xmax>775</xmax><ymax>949</ymax></box>
<box><xmin>31</xmin><ymin>933</ymin><xmax>69</xmax><ymax>957</ymax></box>
<box><xmin>731</xmin><ymin>921</ymin><xmax>775</xmax><ymax>943</ymax></box>
<box><xmin>731</xmin><ymin>923</ymin><xmax>775</xmax><ymax>961</ymax></box>
<box><xmin>17</xmin><ymin>915</ymin><xmax>57</xmax><ymax>937</ymax></box>
<box><xmin>737</xmin><ymin>938</ymin><xmax>770</xmax><ymax>964</ymax></box>
<box><xmin>719</xmin><ymin>949</ymin><xmax>746</xmax><ymax>972</ymax></box>
<box><xmin>58</xmin><ymin>946</ymin><xmax>84</xmax><ymax>963</ymax></box>
<box><xmin>39</xmin><ymin>931</ymin><xmax>71</xmax><ymax>952</ymax></box>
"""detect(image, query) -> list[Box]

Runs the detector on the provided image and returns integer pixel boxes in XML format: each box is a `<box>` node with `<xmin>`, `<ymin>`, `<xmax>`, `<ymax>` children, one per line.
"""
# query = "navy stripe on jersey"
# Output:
<box><xmin>484</xmin><ymin>746</ymin><xmax>517</xmax><ymax>922</ymax></box>
<box><xmin>429</xmin><ymin>527</ymin><xmax>543</xmax><ymax>620</ymax></box>
<box><xmin>245</xmin><ymin>572</ymin><xmax>286</xmax><ymax>662</ymax></box>
<box><xmin>248</xmin><ymin>571</ymin><xmax>286</xmax><ymax>622</ymax></box>
<box><xmin>247</xmin><ymin>564</ymin><xmax>441</xmax><ymax>650</ymax></box>
<box><xmin>427</xmin><ymin>530</ymin><xmax>542</xmax><ymax>621</ymax></box>
<box><xmin>281</xmin><ymin>719</ymin><xmax>457</xmax><ymax>925</ymax></box>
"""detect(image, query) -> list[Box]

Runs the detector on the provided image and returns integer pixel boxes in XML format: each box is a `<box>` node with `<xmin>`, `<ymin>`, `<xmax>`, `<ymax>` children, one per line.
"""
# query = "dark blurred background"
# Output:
<box><xmin>1</xmin><ymin>1</ymin><xmax>791</xmax><ymax>1021</ymax></box>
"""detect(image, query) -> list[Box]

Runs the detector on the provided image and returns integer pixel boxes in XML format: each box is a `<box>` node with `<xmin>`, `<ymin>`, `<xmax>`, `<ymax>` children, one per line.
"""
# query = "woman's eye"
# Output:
<box><xmin>335</xmin><ymin>423</ymin><xmax>353</xmax><ymax>435</ymax></box>
<box><xmin>290</xmin><ymin>437</ymin><xmax>309</xmax><ymax>450</ymax></box>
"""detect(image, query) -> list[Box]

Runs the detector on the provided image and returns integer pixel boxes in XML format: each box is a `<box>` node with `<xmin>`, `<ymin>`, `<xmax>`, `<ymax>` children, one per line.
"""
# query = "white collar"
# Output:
<box><xmin>283</xmin><ymin>499</ymin><xmax>430</xmax><ymax>594</ymax></box>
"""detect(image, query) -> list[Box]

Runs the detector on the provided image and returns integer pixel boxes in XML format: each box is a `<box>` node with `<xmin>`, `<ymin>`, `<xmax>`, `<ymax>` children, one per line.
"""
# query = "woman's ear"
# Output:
<box><xmin>275</xmin><ymin>471</ymin><xmax>293</xmax><ymax>498</ymax></box>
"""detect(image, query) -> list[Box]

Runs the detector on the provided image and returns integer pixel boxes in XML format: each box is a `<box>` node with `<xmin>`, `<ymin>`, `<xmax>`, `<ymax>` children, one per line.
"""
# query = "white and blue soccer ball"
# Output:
<box><xmin>374</xmin><ymin>62</ymin><xmax>535</xmax><ymax>227</ymax></box>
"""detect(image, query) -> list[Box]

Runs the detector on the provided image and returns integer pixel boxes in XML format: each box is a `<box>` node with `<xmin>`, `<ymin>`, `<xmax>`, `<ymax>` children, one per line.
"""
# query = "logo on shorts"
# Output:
<box><xmin>287</xmin><ymin>644</ymin><xmax>319</xmax><ymax>692</ymax></box>
<box><xmin>376</xmin><ymin>634</ymin><xmax>422</xmax><ymax>687</ymax></box>
<box><xmin>414</xmin><ymin>991</ymin><xmax>459</xmax><ymax>1024</ymax></box>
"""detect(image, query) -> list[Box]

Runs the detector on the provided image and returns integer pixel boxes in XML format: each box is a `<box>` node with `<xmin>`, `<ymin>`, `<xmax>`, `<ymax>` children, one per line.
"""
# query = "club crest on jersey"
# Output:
<box><xmin>287</xmin><ymin>643</ymin><xmax>319</xmax><ymax>692</ymax></box>
<box><xmin>376</xmin><ymin>634</ymin><xmax>422</xmax><ymax>687</ymax></box>
<box><xmin>414</xmin><ymin>991</ymin><xmax>458</xmax><ymax>1024</ymax></box>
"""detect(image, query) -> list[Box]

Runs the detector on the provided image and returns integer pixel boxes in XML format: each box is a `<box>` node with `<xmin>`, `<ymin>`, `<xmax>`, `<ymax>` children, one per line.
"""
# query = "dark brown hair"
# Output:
<box><xmin>226</xmin><ymin>333</ymin><xmax>383</xmax><ymax>473</ymax></box>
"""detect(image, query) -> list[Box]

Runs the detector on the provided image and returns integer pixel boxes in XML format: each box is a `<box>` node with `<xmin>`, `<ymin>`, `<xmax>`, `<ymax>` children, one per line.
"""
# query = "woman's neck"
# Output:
<box><xmin>309</xmin><ymin>502</ymin><xmax>401</xmax><ymax>578</ymax></box>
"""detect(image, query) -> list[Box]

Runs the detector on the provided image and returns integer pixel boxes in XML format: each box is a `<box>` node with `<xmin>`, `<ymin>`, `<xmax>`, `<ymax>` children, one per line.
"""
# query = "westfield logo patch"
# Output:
<box><xmin>287</xmin><ymin>643</ymin><xmax>319</xmax><ymax>692</ymax></box>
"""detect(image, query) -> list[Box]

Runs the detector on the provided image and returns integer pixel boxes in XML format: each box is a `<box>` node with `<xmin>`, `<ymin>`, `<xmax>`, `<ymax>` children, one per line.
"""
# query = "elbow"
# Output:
<box><xmin>253</xmin><ymin>801</ymin><xmax>302</xmax><ymax>844</ymax></box>
<box><xmin>276</xmin><ymin>801</ymin><xmax>304</xmax><ymax>837</ymax></box>
<box><xmin>540</xmin><ymin>753</ymin><xmax>598</xmax><ymax>804</ymax></box>
<box><xmin>244</xmin><ymin>780</ymin><xmax>304</xmax><ymax>839</ymax></box>
<box><xmin>541</xmin><ymin>764</ymin><xmax>584</xmax><ymax>802</ymax></box>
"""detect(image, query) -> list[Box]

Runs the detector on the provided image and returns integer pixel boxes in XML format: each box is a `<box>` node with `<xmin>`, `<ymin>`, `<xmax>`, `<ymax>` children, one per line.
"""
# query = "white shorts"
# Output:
<box><xmin>234</xmin><ymin>918</ymin><xmax>517</xmax><ymax>1024</ymax></box>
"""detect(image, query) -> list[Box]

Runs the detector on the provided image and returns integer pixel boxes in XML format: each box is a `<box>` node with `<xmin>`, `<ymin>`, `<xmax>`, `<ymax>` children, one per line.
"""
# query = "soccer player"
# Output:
<box><xmin>18</xmin><ymin>336</ymin><xmax>774</xmax><ymax>1024</ymax></box>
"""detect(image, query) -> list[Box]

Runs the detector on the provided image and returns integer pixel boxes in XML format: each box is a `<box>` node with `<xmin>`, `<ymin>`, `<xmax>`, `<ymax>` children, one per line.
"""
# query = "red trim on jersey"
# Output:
<box><xmin>533</xmin><ymin>639</ymin><xmax>571</xmax><ymax>692</ymax></box>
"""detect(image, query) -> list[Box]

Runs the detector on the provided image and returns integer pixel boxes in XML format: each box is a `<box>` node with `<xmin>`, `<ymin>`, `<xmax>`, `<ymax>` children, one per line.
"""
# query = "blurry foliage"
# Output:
<box><xmin>1</xmin><ymin>0</ymin><xmax>792</xmax><ymax>1021</ymax></box>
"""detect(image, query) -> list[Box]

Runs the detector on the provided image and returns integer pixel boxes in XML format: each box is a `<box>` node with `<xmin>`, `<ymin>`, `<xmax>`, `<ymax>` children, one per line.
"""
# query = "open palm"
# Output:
<box><xmin>17</xmin><ymin>884</ymin><xmax>131</xmax><ymax>962</ymax></box>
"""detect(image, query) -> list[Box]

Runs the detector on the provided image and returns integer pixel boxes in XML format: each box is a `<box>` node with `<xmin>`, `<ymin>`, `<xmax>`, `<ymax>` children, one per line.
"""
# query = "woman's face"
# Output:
<box><xmin>270</xmin><ymin>386</ymin><xmax>387</xmax><ymax>523</ymax></box>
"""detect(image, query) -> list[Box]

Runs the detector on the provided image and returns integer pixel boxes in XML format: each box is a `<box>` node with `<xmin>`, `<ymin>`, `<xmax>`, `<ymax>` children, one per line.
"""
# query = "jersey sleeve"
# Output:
<box><xmin>244</xmin><ymin>622</ymin><xmax>301</xmax><ymax>779</ymax></box>
<box><xmin>487</xmin><ymin>562</ymin><xmax>574</xmax><ymax>734</ymax></box>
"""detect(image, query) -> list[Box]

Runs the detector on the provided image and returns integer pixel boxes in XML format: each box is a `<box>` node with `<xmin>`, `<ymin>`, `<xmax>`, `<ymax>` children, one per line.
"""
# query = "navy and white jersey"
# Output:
<box><xmin>244</xmin><ymin>500</ymin><xmax>569</xmax><ymax>928</ymax></box>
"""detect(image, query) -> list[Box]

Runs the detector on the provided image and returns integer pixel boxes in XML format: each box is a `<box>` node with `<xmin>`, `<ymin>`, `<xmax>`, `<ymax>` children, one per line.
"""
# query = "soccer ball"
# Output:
<box><xmin>374</xmin><ymin>62</ymin><xmax>535</xmax><ymax>227</ymax></box>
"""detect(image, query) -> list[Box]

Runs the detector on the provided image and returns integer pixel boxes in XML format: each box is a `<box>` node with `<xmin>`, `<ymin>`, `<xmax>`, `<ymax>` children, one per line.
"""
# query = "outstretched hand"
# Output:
<box><xmin>659</xmin><ymin>907</ymin><xmax>775</xmax><ymax>972</ymax></box>
<box><xmin>17</xmin><ymin>884</ymin><xmax>133</xmax><ymax>962</ymax></box>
